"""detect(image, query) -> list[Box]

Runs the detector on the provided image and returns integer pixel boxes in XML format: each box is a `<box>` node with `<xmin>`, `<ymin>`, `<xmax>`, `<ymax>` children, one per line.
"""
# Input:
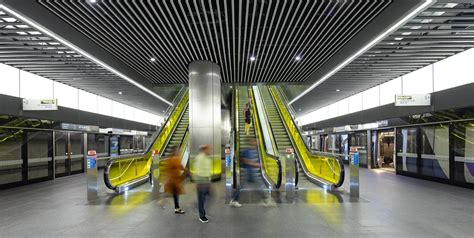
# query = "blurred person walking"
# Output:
<box><xmin>162</xmin><ymin>146</ymin><xmax>187</xmax><ymax>214</ymax></box>
<box><xmin>193</xmin><ymin>144</ymin><xmax>213</xmax><ymax>223</ymax></box>
<box><xmin>229</xmin><ymin>138</ymin><xmax>259</xmax><ymax>208</ymax></box>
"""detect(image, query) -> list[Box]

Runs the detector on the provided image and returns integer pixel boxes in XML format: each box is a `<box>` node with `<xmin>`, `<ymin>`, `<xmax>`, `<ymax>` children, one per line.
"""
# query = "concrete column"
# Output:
<box><xmin>189</xmin><ymin>61</ymin><xmax>221</xmax><ymax>180</ymax></box>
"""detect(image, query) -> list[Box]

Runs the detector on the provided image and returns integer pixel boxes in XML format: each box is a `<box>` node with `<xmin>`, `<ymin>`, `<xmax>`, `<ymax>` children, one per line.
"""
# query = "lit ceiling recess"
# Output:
<box><xmin>0</xmin><ymin>4</ymin><xmax>172</xmax><ymax>106</ymax></box>
<box><xmin>289</xmin><ymin>0</ymin><xmax>434</xmax><ymax>105</ymax></box>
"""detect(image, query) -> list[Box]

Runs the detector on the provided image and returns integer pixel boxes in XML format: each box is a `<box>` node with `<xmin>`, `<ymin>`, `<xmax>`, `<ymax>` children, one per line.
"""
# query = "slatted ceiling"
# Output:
<box><xmin>292</xmin><ymin>2</ymin><xmax>474</xmax><ymax>115</ymax></box>
<box><xmin>38</xmin><ymin>0</ymin><xmax>391</xmax><ymax>84</ymax></box>
<box><xmin>0</xmin><ymin>10</ymin><xmax>167</xmax><ymax>116</ymax></box>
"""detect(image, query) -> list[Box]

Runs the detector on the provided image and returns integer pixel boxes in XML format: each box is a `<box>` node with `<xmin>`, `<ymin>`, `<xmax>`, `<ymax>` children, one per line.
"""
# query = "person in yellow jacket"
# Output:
<box><xmin>193</xmin><ymin>144</ymin><xmax>212</xmax><ymax>223</ymax></box>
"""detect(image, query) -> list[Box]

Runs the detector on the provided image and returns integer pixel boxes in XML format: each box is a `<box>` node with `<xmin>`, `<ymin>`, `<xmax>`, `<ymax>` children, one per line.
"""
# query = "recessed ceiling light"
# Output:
<box><xmin>250</xmin><ymin>56</ymin><xmax>256</xmax><ymax>61</ymax></box>
<box><xmin>298</xmin><ymin>108</ymin><xmax>302</xmax><ymax>111</ymax></box>
<box><xmin>150</xmin><ymin>57</ymin><xmax>156</xmax><ymax>62</ymax></box>
<box><xmin>295</xmin><ymin>56</ymin><xmax>301</xmax><ymax>61</ymax></box>
<box><xmin>118</xmin><ymin>91</ymin><xmax>123</xmax><ymax>95</ymax></box>
<box><xmin>336</xmin><ymin>89</ymin><xmax>341</xmax><ymax>92</ymax></box>
<box><xmin>89</xmin><ymin>0</ymin><xmax>97</xmax><ymax>3</ymax></box>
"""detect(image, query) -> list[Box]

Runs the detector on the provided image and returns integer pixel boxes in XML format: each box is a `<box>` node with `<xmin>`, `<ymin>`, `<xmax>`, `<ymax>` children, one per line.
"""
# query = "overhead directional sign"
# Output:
<box><xmin>395</xmin><ymin>94</ymin><xmax>431</xmax><ymax>107</ymax></box>
<box><xmin>22</xmin><ymin>99</ymin><xmax>58</xmax><ymax>111</ymax></box>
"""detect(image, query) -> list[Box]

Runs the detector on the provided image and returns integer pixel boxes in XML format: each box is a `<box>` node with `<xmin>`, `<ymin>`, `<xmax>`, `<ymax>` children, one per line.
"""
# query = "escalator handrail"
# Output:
<box><xmin>249</xmin><ymin>87</ymin><xmax>282</xmax><ymax>189</ymax></box>
<box><xmin>232</xmin><ymin>87</ymin><xmax>238</xmax><ymax>189</ymax></box>
<box><xmin>254</xmin><ymin>86</ymin><xmax>280</xmax><ymax>157</ymax></box>
<box><xmin>269</xmin><ymin>86</ymin><xmax>344</xmax><ymax>188</ymax></box>
<box><xmin>144</xmin><ymin>87</ymin><xmax>187</xmax><ymax>156</ymax></box>
<box><xmin>294</xmin><ymin>159</ymin><xmax>299</xmax><ymax>187</ymax></box>
<box><xmin>276</xmin><ymin>86</ymin><xmax>345</xmax><ymax>185</ymax></box>
<box><xmin>159</xmin><ymin>104</ymin><xmax>189</xmax><ymax>158</ymax></box>
<box><xmin>103</xmin><ymin>153</ymin><xmax>146</xmax><ymax>190</ymax></box>
<box><xmin>104</xmin><ymin>91</ymin><xmax>188</xmax><ymax>190</ymax></box>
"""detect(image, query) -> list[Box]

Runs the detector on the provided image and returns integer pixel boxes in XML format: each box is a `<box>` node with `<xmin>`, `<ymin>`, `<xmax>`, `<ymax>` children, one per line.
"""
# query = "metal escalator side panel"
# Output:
<box><xmin>104</xmin><ymin>91</ymin><xmax>189</xmax><ymax>191</ymax></box>
<box><xmin>268</xmin><ymin>86</ymin><xmax>344</xmax><ymax>188</ymax></box>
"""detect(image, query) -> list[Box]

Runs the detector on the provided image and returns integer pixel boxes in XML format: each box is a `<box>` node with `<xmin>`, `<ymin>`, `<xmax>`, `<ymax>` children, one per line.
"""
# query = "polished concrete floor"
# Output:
<box><xmin>0</xmin><ymin>167</ymin><xmax>473</xmax><ymax>238</ymax></box>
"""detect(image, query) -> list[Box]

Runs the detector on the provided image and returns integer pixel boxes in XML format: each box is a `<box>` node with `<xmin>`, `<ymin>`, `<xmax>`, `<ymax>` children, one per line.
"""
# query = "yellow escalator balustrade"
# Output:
<box><xmin>107</xmin><ymin>92</ymin><xmax>189</xmax><ymax>188</ymax></box>
<box><xmin>269</xmin><ymin>86</ymin><xmax>342</xmax><ymax>186</ymax></box>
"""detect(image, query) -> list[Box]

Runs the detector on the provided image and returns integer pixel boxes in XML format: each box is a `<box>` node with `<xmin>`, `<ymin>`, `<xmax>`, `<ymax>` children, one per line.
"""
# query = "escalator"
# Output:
<box><xmin>258</xmin><ymin>86</ymin><xmax>344</xmax><ymax>189</ymax></box>
<box><xmin>104</xmin><ymin>90</ymin><xmax>189</xmax><ymax>192</ymax></box>
<box><xmin>161</xmin><ymin>107</ymin><xmax>189</xmax><ymax>159</ymax></box>
<box><xmin>235</xmin><ymin>86</ymin><xmax>282</xmax><ymax>190</ymax></box>
<box><xmin>259</xmin><ymin>87</ymin><xmax>293</xmax><ymax>156</ymax></box>
<box><xmin>237</xmin><ymin>86</ymin><xmax>262</xmax><ymax>189</ymax></box>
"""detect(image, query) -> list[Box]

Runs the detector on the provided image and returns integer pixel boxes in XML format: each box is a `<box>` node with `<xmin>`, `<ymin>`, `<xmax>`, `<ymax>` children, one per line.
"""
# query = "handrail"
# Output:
<box><xmin>103</xmin><ymin>91</ymin><xmax>189</xmax><ymax>191</ymax></box>
<box><xmin>178</xmin><ymin>126</ymin><xmax>190</xmax><ymax>163</ymax></box>
<box><xmin>249</xmin><ymin>87</ymin><xmax>282</xmax><ymax>189</ymax></box>
<box><xmin>159</xmin><ymin>104</ymin><xmax>189</xmax><ymax>158</ymax></box>
<box><xmin>268</xmin><ymin>86</ymin><xmax>344</xmax><ymax>188</ymax></box>
<box><xmin>232</xmin><ymin>87</ymin><xmax>238</xmax><ymax>189</ymax></box>
<box><xmin>145</xmin><ymin>88</ymin><xmax>187</xmax><ymax>156</ymax></box>
<box><xmin>294</xmin><ymin>159</ymin><xmax>299</xmax><ymax>187</ymax></box>
<box><xmin>253</xmin><ymin>86</ymin><xmax>279</xmax><ymax>157</ymax></box>
<box><xmin>275</xmin><ymin>85</ymin><xmax>298</xmax><ymax>121</ymax></box>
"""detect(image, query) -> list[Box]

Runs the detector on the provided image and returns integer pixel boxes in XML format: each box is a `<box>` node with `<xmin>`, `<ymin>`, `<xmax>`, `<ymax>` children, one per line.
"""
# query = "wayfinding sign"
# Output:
<box><xmin>395</xmin><ymin>94</ymin><xmax>431</xmax><ymax>106</ymax></box>
<box><xmin>22</xmin><ymin>99</ymin><xmax>58</xmax><ymax>111</ymax></box>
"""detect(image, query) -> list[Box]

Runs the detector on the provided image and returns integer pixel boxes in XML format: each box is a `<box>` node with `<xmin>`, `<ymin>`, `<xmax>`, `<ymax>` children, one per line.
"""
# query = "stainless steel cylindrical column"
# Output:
<box><xmin>189</xmin><ymin>61</ymin><xmax>222</xmax><ymax>180</ymax></box>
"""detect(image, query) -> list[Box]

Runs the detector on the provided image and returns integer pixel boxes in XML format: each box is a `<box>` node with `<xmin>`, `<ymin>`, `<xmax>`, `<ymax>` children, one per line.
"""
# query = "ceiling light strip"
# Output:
<box><xmin>177</xmin><ymin>1</ymin><xmax>204</xmax><ymax>61</ymax></box>
<box><xmin>277</xmin><ymin>1</ymin><xmax>334</xmax><ymax>83</ymax></box>
<box><xmin>254</xmin><ymin>0</ymin><xmax>281</xmax><ymax>82</ymax></box>
<box><xmin>248</xmin><ymin>0</ymin><xmax>270</xmax><ymax>84</ymax></box>
<box><xmin>100</xmin><ymin>1</ymin><xmax>169</xmax><ymax>81</ymax></box>
<box><xmin>241</xmin><ymin>0</ymin><xmax>252</xmax><ymax>83</ymax></box>
<box><xmin>266</xmin><ymin>0</ymin><xmax>311</xmax><ymax>83</ymax></box>
<box><xmin>138</xmin><ymin>6</ymin><xmax>190</xmax><ymax>83</ymax></box>
<box><xmin>289</xmin><ymin>0</ymin><xmax>433</xmax><ymax>105</ymax></box>
<box><xmin>273</xmin><ymin>1</ymin><xmax>323</xmax><ymax>83</ymax></box>
<box><xmin>265</xmin><ymin>1</ymin><xmax>309</xmax><ymax>82</ymax></box>
<box><xmin>263</xmin><ymin>0</ymin><xmax>300</xmax><ymax>83</ymax></box>
<box><xmin>72</xmin><ymin>2</ymin><xmax>167</xmax><ymax>82</ymax></box>
<box><xmin>259</xmin><ymin>0</ymin><xmax>291</xmax><ymax>83</ymax></box>
<box><xmin>117</xmin><ymin>1</ymin><xmax>185</xmax><ymax>82</ymax></box>
<box><xmin>0</xmin><ymin>4</ymin><xmax>172</xmax><ymax>105</ymax></box>
<box><xmin>165</xmin><ymin>2</ymin><xmax>199</xmax><ymax>62</ymax></box>
<box><xmin>186</xmin><ymin>1</ymin><xmax>208</xmax><ymax>61</ymax></box>
<box><xmin>215</xmin><ymin>0</ymin><xmax>230</xmax><ymax>83</ymax></box>
<box><xmin>206</xmin><ymin>0</ymin><xmax>225</xmax><ymax>81</ymax></box>
<box><xmin>285</xmin><ymin>0</ymin><xmax>352</xmax><ymax>83</ymax></box>
<box><xmin>73</xmin><ymin>1</ymin><xmax>170</xmax><ymax>83</ymax></box>
<box><xmin>294</xmin><ymin>0</ymin><xmax>381</xmax><ymax>82</ymax></box>
<box><xmin>194</xmin><ymin>0</ymin><xmax>214</xmax><ymax>63</ymax></box>
<box><xmin>222</xmin><ymin>0</ymin><xmax>233</xmax><ymax>83</ymax></box>
<box><xmin>245</xmin><ymin>0</ymin><xmax>264</xmax><ymax>83</ymax></box>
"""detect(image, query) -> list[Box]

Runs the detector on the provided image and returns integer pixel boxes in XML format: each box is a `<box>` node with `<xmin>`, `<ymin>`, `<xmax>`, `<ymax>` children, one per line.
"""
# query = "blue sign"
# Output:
<box><xmin>87</xmin><ymin>157</ymin><xmax>96</xmax><ymax>169</ymax></box>
<box><xmin>351</xmin><ymin>153</ymin><xmax>359</xmax><ymax>166</ymax></box>
<box><xmin>110</xmin><ymin>136</ymin><xmax>119</xmax><ymax>157</ymax></box>
<box><xmin>225</xmin><ymin>155</ymin><xmax>231</xmax><ymax>167</ymax></box>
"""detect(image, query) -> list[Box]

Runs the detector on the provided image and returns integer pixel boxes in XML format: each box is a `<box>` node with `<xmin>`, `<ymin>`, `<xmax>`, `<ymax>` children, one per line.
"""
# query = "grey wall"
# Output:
<box><xmin>303</xmin><ymin>83</ymin><xmax>474</xmax><ymax>130</ymax></box>
<box><xmin>0</xmin><ymin>94</ymin><xmax>157</xmax><ymax>131</ymax></box>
